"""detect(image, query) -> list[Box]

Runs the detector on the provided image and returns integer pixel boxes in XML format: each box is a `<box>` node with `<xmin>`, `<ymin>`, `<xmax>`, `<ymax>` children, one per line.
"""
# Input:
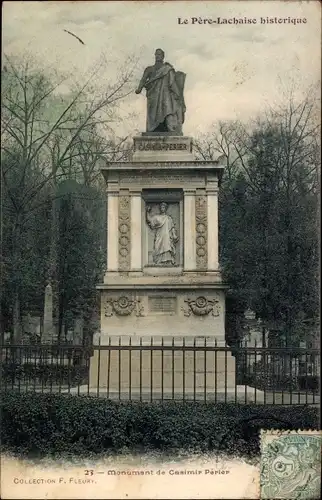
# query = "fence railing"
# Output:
<box><xmin>1</xmin><ymin>342</ymin><xmax>320</xmax><ymax>405</ymax></box>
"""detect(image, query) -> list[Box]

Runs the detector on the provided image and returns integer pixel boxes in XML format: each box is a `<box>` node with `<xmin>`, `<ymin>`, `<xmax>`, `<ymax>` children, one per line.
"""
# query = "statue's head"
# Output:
<box><xmin>160</xmin><ymin>202</ymin><xmax>168</xmax><ymax>213</ymax></box>
<box><xmin>155</xmin><ymin>48</ymin><xmax>165</xmax><ymax>63</ymax></box>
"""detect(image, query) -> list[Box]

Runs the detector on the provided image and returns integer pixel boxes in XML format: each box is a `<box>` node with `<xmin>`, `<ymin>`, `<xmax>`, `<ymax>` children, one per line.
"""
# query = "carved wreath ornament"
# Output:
<box><xmin>183</xmin><ymin>296</ymin><xmax>220</xmax><ymax>317</ymax></box>
<box><xmin>104</xmin><ymin>296</ymin><xmax>143</xmax><ymax>317</ymax></box>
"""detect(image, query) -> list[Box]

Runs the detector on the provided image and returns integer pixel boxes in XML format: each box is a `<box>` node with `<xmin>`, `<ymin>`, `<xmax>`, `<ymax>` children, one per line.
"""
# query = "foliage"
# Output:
<box><xmin>56</xmin><ymin>182</ymin><xmax>106</xmax><ymax>341</ymax></box>
<box><xmin>1</xmin><ymin>54</ymin><xmax>133</xmax><ymax>340</ymax></box>
<box><xmin>1</xmin><ymin>363</ymin><xmax>89</xmax><ymax>386</ymax></box>
<box><xmin>1</xmin><ymin>393</ymin><xmax>319</xmax><ymax>458</ymax></box>
<box><xmin>195</xmin><ymin>89</ymin><xmax>320</xmax><ymax>344</ymax></box>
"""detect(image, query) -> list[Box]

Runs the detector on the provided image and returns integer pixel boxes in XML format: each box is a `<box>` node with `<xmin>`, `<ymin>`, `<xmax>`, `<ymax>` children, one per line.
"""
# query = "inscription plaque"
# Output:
<box><xmin>149</xmin><ymin>296</ymin><xmax>177</xmax><ymax>313</ymax></box>
<box><xmin>119</xmin><ymin>172</ymin><xmax>204</xmax><ymax>187</ymax></box>
<box><xmin>138</xmin><ymin>142</ymin><xmax>187</xmax><ymax>151</ymax></box>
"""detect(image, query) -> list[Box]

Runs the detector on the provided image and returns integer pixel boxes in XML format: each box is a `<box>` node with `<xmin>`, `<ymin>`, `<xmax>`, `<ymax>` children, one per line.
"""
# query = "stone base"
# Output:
<box><xmin>88</xmin><ymin>335</ymin><xmax>236</xmax><ymax>394</ymax></box>
<box><xmin>132</xmin><ymin>135</ymin><xmax>194</xmax><ymax>162</ymax></box>
<box><xmin>63</xmin><ymin>385</ymin><xmax>264</xmax><ymax>403</ymax></box>
<box><xmin>41</xmin><ymin>329</ymin><xmax>58</xmax><ymax>344</ymax></box>
<box><xmin>98</xmin><ymin>287</ymin><xmax>226</xmax><ymax>339</ymax></box>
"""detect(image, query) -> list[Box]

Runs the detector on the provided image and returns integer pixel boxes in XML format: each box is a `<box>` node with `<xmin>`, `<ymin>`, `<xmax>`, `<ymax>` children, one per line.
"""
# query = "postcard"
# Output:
<box><xmin>1</xmin><ymin>1</ymin><xmax>321</xmax><ymax>499</ymax></box>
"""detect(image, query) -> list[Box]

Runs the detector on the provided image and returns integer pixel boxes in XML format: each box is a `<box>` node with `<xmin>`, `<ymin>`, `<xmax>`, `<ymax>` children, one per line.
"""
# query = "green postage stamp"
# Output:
<box><xmin>260</xmin><ymin>430</ymin><xmax>321</xmax><ymax>499</ymax></box>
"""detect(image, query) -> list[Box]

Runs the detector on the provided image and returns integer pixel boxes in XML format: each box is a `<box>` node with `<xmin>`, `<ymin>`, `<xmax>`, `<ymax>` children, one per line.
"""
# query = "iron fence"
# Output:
<box><xmin>1</xmin><ymin>342</ymin><xmax>320</xmax><ymax>405</ymax></box>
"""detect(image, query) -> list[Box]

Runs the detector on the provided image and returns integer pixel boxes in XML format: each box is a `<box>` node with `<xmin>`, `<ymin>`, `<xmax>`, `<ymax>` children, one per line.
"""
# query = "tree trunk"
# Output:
<box><xmin>48</xmin><ymin>180</ymin><xmax>59</xmax><ymax>342</ymax></box>
<box><xmin>13</xmin><ymin>292</ymin><xmax>22</xmax><ymax>343</ymax></box>
<box><xmin>11</xmin><ymin>215</ymin><xmax>23</xmax><ymax>343</ymax></box>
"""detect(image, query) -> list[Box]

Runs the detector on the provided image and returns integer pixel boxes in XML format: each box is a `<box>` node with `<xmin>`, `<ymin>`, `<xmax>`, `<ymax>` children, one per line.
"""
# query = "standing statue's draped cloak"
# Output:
<box><xmin>145</xmin><ymin>63</ymin><xmax>186</xmax><ymax>132</ymax></box>
<box><xmin>148</xmin><ymin>212</ymin><xmax>178</xmax><ymax>265</ymax></box>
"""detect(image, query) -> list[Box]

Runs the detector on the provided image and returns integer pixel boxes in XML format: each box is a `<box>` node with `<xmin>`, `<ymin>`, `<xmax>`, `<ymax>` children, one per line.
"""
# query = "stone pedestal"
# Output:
<box><xmin>133</xmin><ymin>135</ymin><xmax>194</xmax><ymax>162</ymax></box>
<box><xmin>89</xmin><ymin>336</ymin><xmax>236</xmax><ymax>400</ymax></box>
<box><xmin>89</xmin><ymin>134</ymin><xmax>236</xmax><ymax>396</ymax></box>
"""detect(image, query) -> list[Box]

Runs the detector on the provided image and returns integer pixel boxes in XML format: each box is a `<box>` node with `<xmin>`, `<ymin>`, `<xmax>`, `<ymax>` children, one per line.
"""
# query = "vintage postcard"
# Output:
<box><xmin>1</xmin><ymin>1</ymin><xmax>321</xmax><ymax>499</ymax></box>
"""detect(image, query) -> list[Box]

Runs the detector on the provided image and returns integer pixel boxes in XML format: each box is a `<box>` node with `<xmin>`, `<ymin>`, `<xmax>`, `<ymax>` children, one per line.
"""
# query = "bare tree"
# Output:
<box><xmin>193</xmin><ymin>121</ymin><xmax>251</xmax><ymax>191</ymax></box>
<box><xmin>193</xmin><ymin>88</ymin><xmax>320</xmax><ymax>344</ymax></box>
<box><xmin>1</xmin><ymin>53</ymin><xmax>136</xmax><ymax>340</ymax></box>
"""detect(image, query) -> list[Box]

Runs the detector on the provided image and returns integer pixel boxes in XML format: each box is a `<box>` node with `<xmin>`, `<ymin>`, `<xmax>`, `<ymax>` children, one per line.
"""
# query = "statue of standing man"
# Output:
<box><xmin>135</xmin><ymin>49</ymin><xmax>186</xmax><ymax>134</ymax></box>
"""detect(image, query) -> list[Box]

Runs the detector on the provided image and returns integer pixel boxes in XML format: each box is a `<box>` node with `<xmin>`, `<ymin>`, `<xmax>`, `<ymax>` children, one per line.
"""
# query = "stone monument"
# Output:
<box><xmin>42</xmin><ymin>283</ymin><xmax>56</xmax><ymax>343</ymax></box>
<box><xmin>88</xmin><ymin>49</ymin><xmax>238</xmax><ymax>399</ymax></box>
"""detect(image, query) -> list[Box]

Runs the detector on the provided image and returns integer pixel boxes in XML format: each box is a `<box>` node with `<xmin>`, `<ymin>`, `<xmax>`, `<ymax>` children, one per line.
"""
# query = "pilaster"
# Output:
<box><xmin>106</xmin><ymin>183</ymin><xmax>119</xmax><ymax>271</ymax></box>
<box><xmin>183</xmin><ymin>188</ymin><xmax>196</xmax><ymax>271</ymax></box>
<box><xmin>195</xmin><ymin>190</ymin><xmax>208</xmax><ymax>270</ymax></box>
<box><xmin>130</xmin><ymin>188</ymin><xmax>142</xmax><ymax>271</ymax></box>
<box><xmin>118</xmin><ymin>190</ymin><xmax>131</xmax><ymax>271</ymax></box>
<box><xmin>206</xmin><ymin>179</ymin><xmax>219</xmax><ymax>271</ymax></box>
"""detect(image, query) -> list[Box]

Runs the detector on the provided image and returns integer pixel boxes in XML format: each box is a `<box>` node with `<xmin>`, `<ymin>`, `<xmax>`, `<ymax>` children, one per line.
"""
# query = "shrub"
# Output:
<box><xmin>242</xmin><ymin>358</ymin><xmax>308</xmax><ymax>391</ymax></box>
<box><xmin>298</xmin><ymin>375</ymin><xmax>319</xmax><ymax>392</ymax></box>
<box><xmin>1</xmin><ymin>392</ymin><xmax>319</xmax><ymax>458</ymax></box>
<box><xmin>1</xmin><ymin>363</ymin><xmax>89</xmax><ymax>386</ymax></box>
<box><xmin>244</xmin><ymin>369</ymin><xmax>299</xmax><ymax>391</ymax></box>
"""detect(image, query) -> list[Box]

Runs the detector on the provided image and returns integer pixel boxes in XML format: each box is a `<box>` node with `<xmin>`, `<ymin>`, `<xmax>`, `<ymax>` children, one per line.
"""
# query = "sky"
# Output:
<box><xmin>2</xmin><ymin>0</ymin><xmax>321</xmax><ymax>137</ymax></box>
